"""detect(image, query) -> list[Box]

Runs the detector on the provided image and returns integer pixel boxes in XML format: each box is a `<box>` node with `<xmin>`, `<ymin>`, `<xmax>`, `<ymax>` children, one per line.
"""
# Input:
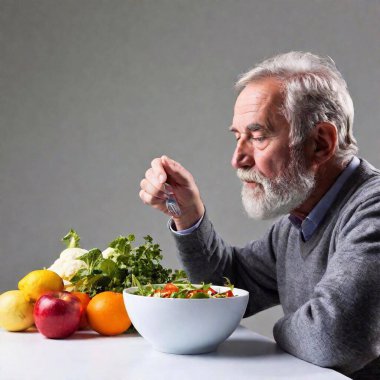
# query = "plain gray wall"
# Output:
<box><xmin>1</xmin><ymin>0</ymin><xmax>380</xmax><ymax>339</ymax></box>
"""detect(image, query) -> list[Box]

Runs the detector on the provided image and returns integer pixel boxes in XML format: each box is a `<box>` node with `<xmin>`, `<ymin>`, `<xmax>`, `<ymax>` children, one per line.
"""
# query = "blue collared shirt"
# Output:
<box><xmin>288</xmin><ymin>156</ymin><xmax>360</xmax><ymax>241</ymax></box>
<box><xmin>170</xmin><ymin>156</ymin><xmax>361</xmax><ymax>239</ymax></box>
<box><xmin>168</xmin><ymin>213</ymin><xmax>204</xmax><ymax>235</ymax></box>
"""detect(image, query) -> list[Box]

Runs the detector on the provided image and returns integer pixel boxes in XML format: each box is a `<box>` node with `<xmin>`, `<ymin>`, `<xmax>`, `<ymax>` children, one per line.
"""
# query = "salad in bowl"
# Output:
<box><xmin>123</xmin><ymin>277</ymin><xmax>249</xmax><ymax>354</ymax></box>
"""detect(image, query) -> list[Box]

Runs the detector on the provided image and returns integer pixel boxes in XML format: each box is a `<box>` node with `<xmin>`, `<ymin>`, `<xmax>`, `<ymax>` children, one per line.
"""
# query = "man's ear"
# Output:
<box><xmin>311</xmin><ymin>122</ymin><xmax>338</xmax><ymax>165</ymax></box>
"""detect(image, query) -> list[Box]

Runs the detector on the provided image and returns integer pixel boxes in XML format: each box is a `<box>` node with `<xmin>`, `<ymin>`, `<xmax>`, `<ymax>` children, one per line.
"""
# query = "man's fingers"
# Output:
<box><xmin>139</xmin><ymin>189</ymin><xmax>164</xmax><ymax>207</ymax></box>
<box><xmin>151</xmin><ymin>158</ymin><xmax>167</xmax><ymax>184</ymax></box>
<box><xmin>145</xmin><ymin>168</ymin><xmax>164</xmax><ymax>189</ymax></box>
<box><xmin>140</xmin><ymin>189</ymin><xmax>172</xmax><ymax>216</ymax></box>
<box><xmin>140</xmin><ymin>178</ymin><xmax>167</xmax><ymax>200</ymax></box>
<box><xmin>161</xmin><ymin>155</ymin><xmax>193</xmax><ymax>186</ymax></box>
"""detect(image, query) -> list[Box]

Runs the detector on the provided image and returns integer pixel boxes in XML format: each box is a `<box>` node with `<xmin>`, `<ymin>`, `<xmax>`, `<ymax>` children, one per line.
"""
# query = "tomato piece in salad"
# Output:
<box><xmin>152</xmin><ymin>283</ymin><xmax>180</xmax><ymax>298</ymax></box>
<box><xmin>163</xmin><ymin>283</ymin><xmax>180</xmax><ymax>293</ymax></box>
<box><xmin>185</xmin><ymin>287</ymin><xmax>218</xmax><ymax>298</ymax></box>
<box><xmin>213</xmin><ymin>290</ymin><xmax>234</xmax><ymax>298</ymax></box>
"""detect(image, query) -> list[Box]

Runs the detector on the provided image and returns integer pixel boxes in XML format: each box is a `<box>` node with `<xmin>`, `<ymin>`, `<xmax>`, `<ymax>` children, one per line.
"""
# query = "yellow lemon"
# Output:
<box><xmin>0</xmin><ymin>290</ymin><xmax>35</xmax><ymax>331</ymax></box>
<box><xmin>18</xmin><ymin>269</ymin><xmax>64</xmax><ymax>302</ymax></box>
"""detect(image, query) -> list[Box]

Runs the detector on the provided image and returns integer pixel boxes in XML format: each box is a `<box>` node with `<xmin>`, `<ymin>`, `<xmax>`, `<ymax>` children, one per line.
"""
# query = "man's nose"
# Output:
<box><xmin>231</xmin><ymin>140</ymin><xmax>254</xmax><ymax>169</ymax></box>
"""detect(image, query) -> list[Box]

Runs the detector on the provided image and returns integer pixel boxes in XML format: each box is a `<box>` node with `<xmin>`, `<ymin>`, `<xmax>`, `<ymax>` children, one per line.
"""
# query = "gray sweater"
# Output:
<box><xmin>172</xmin><ymin>159</ymin><xmax>380</xmax><ymax>379</ymax></box>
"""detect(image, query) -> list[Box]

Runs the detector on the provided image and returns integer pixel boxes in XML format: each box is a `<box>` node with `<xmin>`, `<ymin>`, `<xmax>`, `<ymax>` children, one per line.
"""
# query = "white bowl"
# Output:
<box><xmin>123</xmin><ymin>285</ymin><xmax>249</xmax><ymax>354</ymax></box>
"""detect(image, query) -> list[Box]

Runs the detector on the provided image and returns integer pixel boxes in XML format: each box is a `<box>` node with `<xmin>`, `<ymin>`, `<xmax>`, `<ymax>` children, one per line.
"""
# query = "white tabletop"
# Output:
<box><xmin>0</xmin><ymin>325</ymin><xmax>349</xmax><ymax>380</ymax></box>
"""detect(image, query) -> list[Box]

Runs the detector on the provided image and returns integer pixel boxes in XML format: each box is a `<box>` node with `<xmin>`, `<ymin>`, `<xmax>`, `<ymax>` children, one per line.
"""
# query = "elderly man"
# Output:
<box><xmin>139</xmin><ymin>52</ymin><xmax>380</xmax><ymax>379</ymax></box>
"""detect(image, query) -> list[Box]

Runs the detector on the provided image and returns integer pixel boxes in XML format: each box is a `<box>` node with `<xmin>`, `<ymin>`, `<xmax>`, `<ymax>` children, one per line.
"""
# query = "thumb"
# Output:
<box><xmin>161</xmin><ymin>156</ymin><xmax>193</xmax><ymax>186</ymax></box>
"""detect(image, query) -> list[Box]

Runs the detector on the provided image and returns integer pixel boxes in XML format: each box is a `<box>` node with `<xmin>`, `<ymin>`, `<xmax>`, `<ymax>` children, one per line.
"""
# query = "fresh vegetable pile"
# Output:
<box><xmin>132</xmin><ymin>277</ymin><xmax>235</xmax><ymax>299</ymax></box>
<box><xmin>50</xmin><ymin>230</ymin><xmax>187</xmax><ymax>297</ymax></box>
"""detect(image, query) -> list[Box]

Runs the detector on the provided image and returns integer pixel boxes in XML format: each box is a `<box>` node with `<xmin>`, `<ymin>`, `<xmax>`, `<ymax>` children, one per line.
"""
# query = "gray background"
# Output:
<box><xmin>1</xmin><ymin>0</ymin><xmax>380</xmax><ymax>338</ymax></box>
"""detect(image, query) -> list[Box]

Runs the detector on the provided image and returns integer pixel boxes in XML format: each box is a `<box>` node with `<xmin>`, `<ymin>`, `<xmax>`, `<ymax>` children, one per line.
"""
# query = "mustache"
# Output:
<box><xmin>236</xmin><ymin>168</ymin><xmax>267</xmax><ymax>184</ymax></box>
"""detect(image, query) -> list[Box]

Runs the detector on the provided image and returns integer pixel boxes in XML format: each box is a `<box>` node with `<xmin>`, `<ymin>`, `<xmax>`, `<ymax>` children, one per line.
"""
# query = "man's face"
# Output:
<box><xmin>230</xmin><ymin>79</ymin><xmax>315</xmax><ymax>219</ymax></box>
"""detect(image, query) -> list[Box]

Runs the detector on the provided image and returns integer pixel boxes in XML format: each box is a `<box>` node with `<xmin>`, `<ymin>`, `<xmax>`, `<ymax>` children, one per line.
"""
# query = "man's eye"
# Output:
<box><xmin>250</xmin><ymin>136</ymin><xmax>267</xmax><ymax>143</ymax></box>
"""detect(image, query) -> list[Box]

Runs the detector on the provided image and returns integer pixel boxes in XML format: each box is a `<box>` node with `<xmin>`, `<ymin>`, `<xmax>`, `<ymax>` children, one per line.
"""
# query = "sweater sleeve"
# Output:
<box><xmin>273</xmin><ymin>195</ymin><xmax>380</xmax><ymax>376</ymax></box>
<box><xmin>172</xmin><ymin>210</ymin><xmax>280</xmax><ymax>316</ymax></box>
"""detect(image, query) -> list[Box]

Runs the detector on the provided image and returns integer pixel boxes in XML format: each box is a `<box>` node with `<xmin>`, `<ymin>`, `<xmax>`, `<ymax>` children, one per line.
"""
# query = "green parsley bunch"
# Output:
<box><xmin>70</xmin><ymin>234</ymin><xmax>186</xmax><ymax>297</ymax></box>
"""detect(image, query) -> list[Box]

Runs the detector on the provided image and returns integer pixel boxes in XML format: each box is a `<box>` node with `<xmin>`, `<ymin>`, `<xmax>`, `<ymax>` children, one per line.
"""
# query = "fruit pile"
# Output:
<box><xmin>0</xmin><ymin>269</ymin><xmax>131</xmax><ymax>339</ymax></box>
<box><xmin>0</xmin><ymin>229</ymin><xmax>185</xmax><ymax>339</ymax></box>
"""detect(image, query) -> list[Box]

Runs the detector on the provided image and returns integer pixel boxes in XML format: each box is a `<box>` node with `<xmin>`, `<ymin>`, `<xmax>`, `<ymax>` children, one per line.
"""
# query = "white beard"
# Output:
<box><xmin>238</xmin><ymin>151</ymin><xmax>316</xmax><ymax>219</ymax></box>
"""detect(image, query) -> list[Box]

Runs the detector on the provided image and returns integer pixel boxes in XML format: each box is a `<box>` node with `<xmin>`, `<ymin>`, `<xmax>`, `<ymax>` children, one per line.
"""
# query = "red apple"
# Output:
<box><xmin>34</xmin><ymin>291</ymin><xmax>82</xmax><ymax>339</ymax></box>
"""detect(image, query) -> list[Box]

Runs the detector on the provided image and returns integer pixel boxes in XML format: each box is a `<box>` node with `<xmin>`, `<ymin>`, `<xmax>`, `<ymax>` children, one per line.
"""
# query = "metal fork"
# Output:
<box><xmin>164</xmin><ymin>184</ymin><xmax>182</xmax><ymax>217</ymax></box>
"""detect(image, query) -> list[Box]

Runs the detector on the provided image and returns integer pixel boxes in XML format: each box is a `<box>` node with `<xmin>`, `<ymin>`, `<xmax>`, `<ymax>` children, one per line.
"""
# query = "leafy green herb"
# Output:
<box><xmin>70</xmin><ymin>234</ymin><xmax>187</xmax><ymax>297</ymax></box>
<box><xmin>78</xmin><ymin>249</ymin><xmax>103</xmax><ymax>272</ymax></box>
<box><xmin>131</xmin><ymin>274</ymin><xmax>148</xmax><ymax>295</ymax></box>
<box><xmin>223</xmin><ymin>277</ymin><xmax>234</xmax><ymax>291</ymax></box>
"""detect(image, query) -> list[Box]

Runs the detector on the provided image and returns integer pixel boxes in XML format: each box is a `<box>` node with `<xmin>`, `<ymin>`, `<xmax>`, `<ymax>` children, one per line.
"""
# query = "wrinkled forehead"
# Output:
<box><xmin>232</xmin><ymin>79</ymin><xmax>284</xmax><ymax>128</ymax></box>
<box><xmin>234</xmin><ymin>79</ymin><xmax>283</xmax><ymax>114</ymax></box>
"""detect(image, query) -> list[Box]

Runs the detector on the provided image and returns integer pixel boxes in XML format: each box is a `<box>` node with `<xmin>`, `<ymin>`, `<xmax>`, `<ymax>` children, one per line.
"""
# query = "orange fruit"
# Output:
<box><xmin>86</xmin><ymin>291</ymin><xmax>131</xmax><ymax>336</ymax></box>
<box><xmin>71</xmin><ymin>292</ymin><xmax>91</xmax><ymax>329</ymax></box>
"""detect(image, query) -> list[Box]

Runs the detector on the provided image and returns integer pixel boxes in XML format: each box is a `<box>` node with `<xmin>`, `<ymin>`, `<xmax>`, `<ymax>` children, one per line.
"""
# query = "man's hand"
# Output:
<box><xmin>139</xmin><ymin>155</ymin><xmax>205</xmax><ymax>230</ymax></box>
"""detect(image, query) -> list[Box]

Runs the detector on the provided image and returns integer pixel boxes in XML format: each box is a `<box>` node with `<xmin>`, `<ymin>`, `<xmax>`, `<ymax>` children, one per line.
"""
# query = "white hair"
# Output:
<box><xmin>236</xmin><ymin>51</ymin><xmax>358</xmax><ymax>163</ymax></box>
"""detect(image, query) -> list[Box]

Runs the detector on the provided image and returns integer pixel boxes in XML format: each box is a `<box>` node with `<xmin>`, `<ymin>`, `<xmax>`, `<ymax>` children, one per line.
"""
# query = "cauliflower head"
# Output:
<box><xmin>49</xmin><ymin>247</ymin><xmax>88</xmax><ymax>282</ymax></box>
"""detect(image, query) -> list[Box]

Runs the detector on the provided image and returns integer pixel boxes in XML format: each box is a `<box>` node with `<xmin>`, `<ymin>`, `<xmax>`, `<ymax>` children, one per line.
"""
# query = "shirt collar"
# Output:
<box><xmin>289</xmin><ymin>156</ymin><xmax>360</xmax><ymax>241</ymax></box>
